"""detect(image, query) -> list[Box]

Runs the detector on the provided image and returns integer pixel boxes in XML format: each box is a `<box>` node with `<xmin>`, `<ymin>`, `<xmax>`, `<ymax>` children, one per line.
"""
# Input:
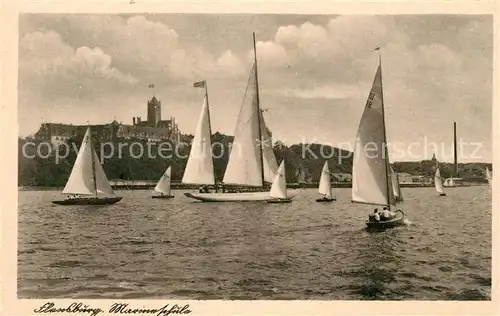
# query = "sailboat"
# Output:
<box><xmin>152</xmin><ymin>166</ymin><xmax>174</xmax><ymax>199</ymax></box>
<box><xmin>485</xmin><ymin>167</ymin><xmax>492</xmax><ymax>187</ymax></box>
<box><xmin>351</xmin><ymin>50</ymin><xmax>405</xmax><ymax>230</ymax></box>
<box><xmin>316</xmin><ymin>161</ymin><xmax>335</xmax><ymax>202</ymax></box>
<box><xmin>434</xmin><ymin>167</ymin><xmax>447</xmax><ymax>196</ymax></box>
<box><xmin>267</xmin><ymin>160</ymin><xmax>292</xmax><ymax>204</ymax></box>
<box><xmin>52</xmin><ymin>127</ymin><xmax>122</xmax><ymax>205</ymax></box>
<box><xmin>184</xmin><ymin>33</ymin><xmax>299</xmax><ymax>202</ymax></box>
<box><xmin>390</xmin><ymin>166</ymin><xmax>404</xmax><ymax>203</ymax></box>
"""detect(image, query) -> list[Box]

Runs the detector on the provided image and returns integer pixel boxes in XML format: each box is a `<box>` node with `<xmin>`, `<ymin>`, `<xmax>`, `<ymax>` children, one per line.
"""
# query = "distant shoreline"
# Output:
<box><xmin>18</xmin><ymin>182</ymin><xmax>488</xmax><ymax>191</ymax></box>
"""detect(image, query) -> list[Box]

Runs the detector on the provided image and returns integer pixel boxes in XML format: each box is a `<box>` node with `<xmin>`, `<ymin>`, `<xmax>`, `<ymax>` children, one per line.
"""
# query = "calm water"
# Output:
<box><xmin>18</xmin><ymin>187</ymin><xmax>492</xmax><ymax>300</ymax></box>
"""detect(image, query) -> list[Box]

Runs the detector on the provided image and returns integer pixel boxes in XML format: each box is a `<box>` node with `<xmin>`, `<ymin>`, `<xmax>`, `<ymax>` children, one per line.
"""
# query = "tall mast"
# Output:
<box><xmin>377</xmin><ymin>49</ymin><xmax>392</xmax><ymax>210</ymax></box>
<box><xmin>453</xmin><ymin>121</ymin><xmax>458</xmax><ymax>177</ymax></box>
<box><xmin>253</xmin><ymin>32</ymin><xmax>265</xmax><ymax>187</ymax></box>
<box><xmin>204</xmin><ymin>81</ymin><xmax>215</xmax><ymax>185</ymax></box>
<box><xmin>88</xmin><ymin>125</ymin><xmax>98</xmax><ymax>197</ymax></box>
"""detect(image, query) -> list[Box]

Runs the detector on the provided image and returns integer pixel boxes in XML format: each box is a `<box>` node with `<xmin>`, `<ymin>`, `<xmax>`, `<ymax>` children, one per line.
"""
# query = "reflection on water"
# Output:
<box><xmin>17</xmin><ymin>187</ymin><xmax>491</xmax><ymax>300</ymax></box>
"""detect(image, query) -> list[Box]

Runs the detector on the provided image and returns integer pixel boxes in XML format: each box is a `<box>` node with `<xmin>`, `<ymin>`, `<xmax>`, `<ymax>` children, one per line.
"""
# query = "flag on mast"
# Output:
<box><xmin>374</xmin><ymin>47</ymin><xmax>380</xmax><ymax>51</ymax></box>
<box><xmin>148</xmin><ymin>84</ymin><xmax>155</xmax><ymax>88</ymax></box>
<box><xmin>193</xmin><ymin>81</ymin><xmax>206</xmax><ymax>88</ymax></box>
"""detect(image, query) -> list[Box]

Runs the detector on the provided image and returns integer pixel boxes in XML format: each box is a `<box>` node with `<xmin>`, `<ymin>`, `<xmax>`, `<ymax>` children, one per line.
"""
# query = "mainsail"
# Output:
<box><xmin>390</xmin><ymin>166</ymin><xmax>403</xmax><ymax>203</ymax></box>
<box><xmin>62</xmin><ymin>127</ymin><xmax>114</xmax><ymax>196</ymax></box>
<box><xmin>435</xmin><ymin>167</ymin><xmax>445</xmax><ymax>194</ymax></box>
<box><xmin>269</xmin><ymin>160</ymin><xmax>287</xmax><ymax>199</ymax></box>
<box><xmin>182</xmin><ymin>91</ymin><xmax>215</xmax><ymax>185</ymax></box>
<box><xmin>155</xmin><ymin>166</ymin><xmax>172</xmax><ymax>195</ymax></box>
<box><xmin>352</xmin><ymin>63</ymin><xmax>395</xmax><ymax>208</ymax></box>
<box><xmin>318</xmin><ymin>161</ymin><xmax>333</xmax><ymax>199</ymax></box>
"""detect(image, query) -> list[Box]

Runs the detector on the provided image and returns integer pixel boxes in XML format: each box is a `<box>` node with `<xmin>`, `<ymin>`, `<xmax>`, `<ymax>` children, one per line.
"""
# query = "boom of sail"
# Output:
<box><xmin>62</xmin><ymin>127</ymin><xmax>115</xmax><ymax>196</ymax></box>
<box><xmin>351</xmin><ymin>64</ymin><xmax>395</xmax><ymax>208</ymax></box>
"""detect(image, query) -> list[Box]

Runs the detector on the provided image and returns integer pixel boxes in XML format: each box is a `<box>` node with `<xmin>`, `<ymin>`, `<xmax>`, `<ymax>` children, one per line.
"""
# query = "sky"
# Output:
<box><xmin>18</xmin><ymin>14</ymin><xmax>493</xmax><ymax>162</ymax></box>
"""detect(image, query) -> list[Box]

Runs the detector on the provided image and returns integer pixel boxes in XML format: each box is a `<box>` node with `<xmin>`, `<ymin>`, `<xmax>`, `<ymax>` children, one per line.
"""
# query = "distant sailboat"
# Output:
<box><xmin>390</xmin><ymin>166</ymin><xmax>404</xmax><ymax>203</ymax></box>
<box><xmin>485</xmin><ymin>167</ymin><xmax>492</xmax><ymax>187</ymax></box>
<box><xmin>351</xmin><ymin>50</ymin><xmax>405</xmax><ymax>229</ymax></box>
<box><xmin>316</xmin><ymin>161</ymin><xmax>335</xmax><ymax>202</ymax></box>
<box><xmin>52</xmin><ymin>127</ymin><xmax>122</xmax><ymax>205</ymax></box>
<box><xmin>184</xmin><ymin>33</ymin><xmax>299</xmax><ymax>202</ymax></box>
<box><xmin>152</xmin><ymin>166</ymin><xmax>174</xmax><ymax>199</ymax></box>
<box><xmin>267</xmin><ymin>160</ymin><xmax>292</xmax><ymax>204</ymax></box>
<box><xmin>434</xmin><ymin>167</ymin><xmax>447</xmax><ymax>196</ymax></box>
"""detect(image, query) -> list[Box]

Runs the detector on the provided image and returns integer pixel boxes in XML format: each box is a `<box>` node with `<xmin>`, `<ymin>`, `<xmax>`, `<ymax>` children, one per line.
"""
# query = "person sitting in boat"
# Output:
<box><xmin>380</xmin><ymin>207</ymin><xmax>393</xmax><ymax>221</ymax></box>
<box><xmin>368</xmin><ymin>209</ymin><xmax>380</xmax><ymax>222</ymax></box>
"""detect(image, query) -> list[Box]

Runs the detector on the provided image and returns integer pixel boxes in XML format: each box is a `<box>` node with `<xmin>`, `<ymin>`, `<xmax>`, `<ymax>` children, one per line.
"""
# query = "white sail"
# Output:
<box><xmin>390</xmin><ymin>166</ymin><xmax>403</xmax><ymax>202</ymax></box>
<box><xmin>182</xmin><ymin>95</ymin><xmax>215</xmax><ymax>185</ymax></box>
<box><xmin>485</xmin><ymin>168</ymin><xmax>492</xmax><ymax>187</ymax></box>
<box><xmin>92</xmin><ymin>149</ymin><xmax>114</xmax><ymax>195</ymax></box>
<box><xmin>435</xmin><ymin>167</ymin><xmax>445</xmax><ymax>194</ymax></box>
<box><xmin>260</xmin><ymin>110</ymin><xmax>278</xmax><ymax>183</ymax></box>
<box><xmin>63</xmin><ymin>127</ymin><xmax>114</xmax><ymax>196</ymax></box>
<box><xmin>269</xmin><ymin>160</ymin><xmax>287</xmax><ymax>199</ymax></box>
<box><xmin>318</xmin><ymin>161</ymin><xmax>332</xmax><ymax>198</ymax></box>
<box><xmin>352</xmin><ymin>64</ymin><xmax>394</xmax><ymax>207</ymax></box>
<box><xmin>155</xmin><ymin>166</ymin><xmax>172</xmax><ymax>195</ymax></box>
<box><xmin>223</xmin><ymin>62</ymin><xmax>263</xmax><ymax>187</ymax></box>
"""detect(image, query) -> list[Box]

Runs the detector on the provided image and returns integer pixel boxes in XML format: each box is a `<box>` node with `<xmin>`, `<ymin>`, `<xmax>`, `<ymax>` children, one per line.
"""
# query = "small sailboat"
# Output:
<box><xmin>351</xmin><ymin>49</ymin><xmax>404</xmax><ymax>230</ymax></box>
<box><xmin>184</xmin><ymin>33</ymin><xmax>299</xmax><ymax>202</ymax></box>
<box><xmin>152</xmin><ymin>166</ymin><xmax>174</xmax><ymax>199</ymax></box>
<box><xmin>434</xmin><ymin>167</ymin><xmax>446</xmax><ymax>196</ymax></box>
<box><xmin>267</xmin><ymin>160</ymin><xmax>292</xmax><ymax>204</ymax></box>
<box><xmin>52</xmin><ymin>127</ymin><xmax>122</xmax><ymax>205</ymax></box>
<box><xmin>316</xmin><ymin>161</ymin><xmax>335</xmax><ymax>202</ymax></box>
<box><xmin>390</xmin><ymin>166</ymin><xmax>404</xmax><ymax>203</ymax></box>
<box><xmin>485</xmin><ymin>167</ymin><xmax>492</xmax><ymax>187</ymax></box>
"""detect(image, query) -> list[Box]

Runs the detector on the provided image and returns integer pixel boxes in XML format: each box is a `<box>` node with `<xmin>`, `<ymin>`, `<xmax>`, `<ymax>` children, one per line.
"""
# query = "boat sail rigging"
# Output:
<box><xmin>316</xmin><ymin>161</ymin><xmax>335</xmax><ymax>202</ymax></box>
<box><xmin>434</xmin><ymin>167</ymin><xmax>446</xmax><ymax>196</ymax></box>
<box><xmin>390</xmin><ymin>166</ymin><xmax>404</xmax><ymax>203</ymax></box>
<box><xmin>352</xmin><ymin>58</ymin><xmax>395</xmax><ymax>208</ymax></box>
<box><xmin>269</xmin><ymin>160</ymin><xmax>287</xmax><ymax>199</ymax></box>
<box><xmin>181</xmin><ymin>80</ymin><xmax>216</xmax><ymax>186</ymax></box>
<box><xmin>183</xmin><ymin>33</ymin><xmax>298</xmax><ymax>202</ymax></box>
<box><xmin>53</xmin><ymin>126</ymin><xmax>122</xmax><ymax>205</ymax></box>
<box><xmin>485</xmin><ymin>167</ymin><xmax>492</xmax><ymax>187</ymax></box>
<box><xmin>153</xmin><ymin>166</ymin><xmax>173</xmax><ymax>198</ymax></box>
<box><xmin>351</xmin><ymin>49</ymin><xmax>404</xmax><ymax>228</ymax></box>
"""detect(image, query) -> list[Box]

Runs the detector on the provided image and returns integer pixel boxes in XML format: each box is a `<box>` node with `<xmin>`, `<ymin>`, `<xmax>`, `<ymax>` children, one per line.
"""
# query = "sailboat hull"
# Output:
<box><xmin>52</xmin><ymin>196</ymin><xmax>123</xmax><ymax>205</ymax></box>
<box><xmin>366</xmin><ymin>210</ymin><xmax>405</xmax><ymax>230</ymax></box>
<box><xmin>152</xmin><ymin>195</ymin><xmax>175</xmax><ymax>199</ymax></box>
<box><xmin>184</xmin><ymin>189</ymin><xmax>300</xmax><ymax>202</ymax></box>
<box><xmin>267</xmin><ymin>198</ymin><xmax>292</xmax><ymax>204</ymax></box>
<box><xmin>316</xmin><ymin>197</ymin><xmax>336</xmax><ymax>203</ymax></box>
<box><xmin>439</xmin><ymin>193</ymin><xmax>447</xmax><ymax>196</ymax></box>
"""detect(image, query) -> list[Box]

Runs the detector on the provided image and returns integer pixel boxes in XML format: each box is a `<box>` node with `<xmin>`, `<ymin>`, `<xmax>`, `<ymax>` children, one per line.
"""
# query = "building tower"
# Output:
<box><xmin>147</xmin><ymin>96</ymin><xmax>162</xmax><ymax>127</ymax></box>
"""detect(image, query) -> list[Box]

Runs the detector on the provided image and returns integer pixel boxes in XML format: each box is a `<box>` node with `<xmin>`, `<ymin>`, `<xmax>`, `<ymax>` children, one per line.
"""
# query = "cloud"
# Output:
<box><xmin>19</xmin><ymin>30</ymin><xmax>138</xmax><ymax>98</ymax></box>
